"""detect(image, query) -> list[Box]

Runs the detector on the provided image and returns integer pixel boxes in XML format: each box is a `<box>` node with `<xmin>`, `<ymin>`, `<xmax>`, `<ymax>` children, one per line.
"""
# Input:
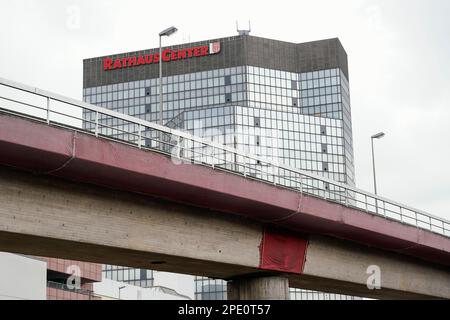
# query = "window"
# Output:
<box><xmin>224</xmin><ymin>75</ymin><xmax>231</xmax><ymax>86</ymax></box>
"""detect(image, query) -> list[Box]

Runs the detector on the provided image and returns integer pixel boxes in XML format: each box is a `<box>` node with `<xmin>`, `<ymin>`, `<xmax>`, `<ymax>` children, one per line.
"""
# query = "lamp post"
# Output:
<box><xmin>371</xmin><ymin>132</ymin><xmax>385</xmax><ymax>196</ymax></box>
<box><xmin>158</xmin><ymin>26</ymin><xmax>178</xmax><ymax>126</ymax></box>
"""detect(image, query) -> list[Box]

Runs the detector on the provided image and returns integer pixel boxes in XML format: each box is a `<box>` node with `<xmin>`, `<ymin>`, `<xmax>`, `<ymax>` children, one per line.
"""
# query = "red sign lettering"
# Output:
<box><xmin>103</xmin><ymin>42</ymin><xmax>221</xmax><ymax>71</ymax></box>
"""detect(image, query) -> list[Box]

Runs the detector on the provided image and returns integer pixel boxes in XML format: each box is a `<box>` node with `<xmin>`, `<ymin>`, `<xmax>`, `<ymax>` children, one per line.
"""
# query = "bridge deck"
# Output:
<box><xmin>0</xmin><ymin>112</ymin><xmax>449</xmax><ymax>268</ymax></box>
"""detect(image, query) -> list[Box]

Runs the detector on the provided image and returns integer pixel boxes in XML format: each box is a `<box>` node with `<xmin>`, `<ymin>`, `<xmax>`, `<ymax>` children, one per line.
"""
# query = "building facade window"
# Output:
<box><xmin>102</xmin><ymin>265</ymin><xmax>154</xmax><ymax>288</ymax></box>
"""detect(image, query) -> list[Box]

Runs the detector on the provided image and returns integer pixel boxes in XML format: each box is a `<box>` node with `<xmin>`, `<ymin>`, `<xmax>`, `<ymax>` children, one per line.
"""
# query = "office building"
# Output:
<box><xmin>82</xmin><ymin>33</ymin><xmax>355</xmax><ymax>299</ymax></box>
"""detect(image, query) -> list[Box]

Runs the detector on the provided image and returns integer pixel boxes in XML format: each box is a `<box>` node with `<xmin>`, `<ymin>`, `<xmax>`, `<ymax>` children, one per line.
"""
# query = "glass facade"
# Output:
<box><xmin>83</xmin><ymin>65</ymin><xmax>354</xmax><ymax>182</ymax></box>
<box><xmin>102</xmin><ymin>264</ymin><xmax>154</xmax><ymax>288</ymax></box>
<box><xmin>83</xmin><ymin>60</ymin><xmax>355</xmax><ymax>300</ymax></box>
<box><xmin>289</xmin><ymin>288</ymin><xmax>358</xmax><ymax>300</ymax></box>
<box><xmin>195</xmin><ymin>277</ymin><xmax>227</xmax><ymax>300</ymax></box>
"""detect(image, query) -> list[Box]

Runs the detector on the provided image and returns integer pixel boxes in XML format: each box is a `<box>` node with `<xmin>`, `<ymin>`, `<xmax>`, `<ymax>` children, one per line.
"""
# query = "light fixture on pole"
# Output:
<box><xmin>371</xmin><ymin>132</ymin><xmax>385</xmax><ymax>196</ymax></box>
<box><xmin>159</xmin><ymin>26</ymin><xmax>178</xmax><ymax>126</ymax></box>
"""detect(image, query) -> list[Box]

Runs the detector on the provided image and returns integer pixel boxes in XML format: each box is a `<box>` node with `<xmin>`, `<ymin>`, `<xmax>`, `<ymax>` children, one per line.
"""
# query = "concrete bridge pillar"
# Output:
<box><xmin>227</xmin><ymin>276</ymin><xmax>290</xmax><ymax>300</ymax></box>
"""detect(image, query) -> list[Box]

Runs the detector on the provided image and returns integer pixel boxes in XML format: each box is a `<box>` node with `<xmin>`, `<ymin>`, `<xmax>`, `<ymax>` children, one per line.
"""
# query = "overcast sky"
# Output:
<box><xmin>1</xmin><ymin>0</ymin><xmax>449</xmax><ymax>220</ymax></box>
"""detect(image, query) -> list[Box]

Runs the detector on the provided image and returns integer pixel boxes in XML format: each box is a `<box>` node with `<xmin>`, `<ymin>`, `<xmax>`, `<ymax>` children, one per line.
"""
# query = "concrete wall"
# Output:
<box><xmin>0</xmin><ymin>253</ymin><xmax>46</xmax><ymax>300</ymax></box>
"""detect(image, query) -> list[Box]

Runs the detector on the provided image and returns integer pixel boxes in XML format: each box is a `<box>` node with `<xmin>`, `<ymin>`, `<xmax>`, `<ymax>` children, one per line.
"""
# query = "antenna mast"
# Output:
<box><xmin>236</xmin><ymin>21</ymin><xmax>251</xmax><ymax>36</ymax></box>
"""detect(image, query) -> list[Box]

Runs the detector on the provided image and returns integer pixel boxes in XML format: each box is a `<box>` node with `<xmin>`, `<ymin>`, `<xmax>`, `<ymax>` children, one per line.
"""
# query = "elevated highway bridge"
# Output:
<box><xmin>0</xmin><ymin>77</ymin><xmax>449</xmax><ymax>299</ymax></box>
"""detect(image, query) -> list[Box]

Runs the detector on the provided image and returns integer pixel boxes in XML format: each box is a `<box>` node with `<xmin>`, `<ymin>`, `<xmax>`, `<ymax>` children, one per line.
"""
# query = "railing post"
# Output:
<box><xmin>46</xmin><ymin>97</ymin><xmax>50</xmax><ymax>124</ymax></box>
<box><xmin>299</xmin><ymin>175</ymin><xmax>303</xmax><ymax>194</ymax></box>
<box><xmin>243</xmin><ymin>156</ymin><xmax>247</xmax><ymax>177</ymax></box>
<box><xmin>138</xmin><ymin>124</ymin><xmax>142</xmax><ymax>149</ymax></box>
<box><xmin>177</xmin><ymin>135</ymin><xmax>182</xmax><ymax>159</ymax></box>
<box><xmin>158</xmin><ymin>130</ymin><xmax>163</xmax><ymax>152</ymax></box>
<box><xmin>95</xmin><ymin>112</ymin><xmax>99</xmax><ymax>137</ymax></box>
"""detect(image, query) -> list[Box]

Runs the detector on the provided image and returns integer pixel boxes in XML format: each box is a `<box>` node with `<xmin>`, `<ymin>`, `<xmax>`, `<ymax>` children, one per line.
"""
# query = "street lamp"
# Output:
<box><xmin>159</xmin><ymin>26</ymin><xmax>178</xmax><ymax>126</ymax></box>
<box><xmin>371</xmin><ymin>132</ymin><xmax>385</xmax><ymax>195</ymax></box>
<box><xmin>118</xmin><ymin>285</ymin><xmax>126</xmax><ymax>300</ymax></box>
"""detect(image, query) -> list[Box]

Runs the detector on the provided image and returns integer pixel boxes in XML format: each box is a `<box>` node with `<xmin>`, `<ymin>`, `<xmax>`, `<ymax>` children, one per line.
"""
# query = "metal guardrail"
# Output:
<box><xmin>0</xmin><ymin>76</ymin><xmax>449</xmax><ymax>238</ymax></box>
<box><xmin>47</xmin><ymin>281</ymin><xmax>94</xmax><ymax>297</ymax></box>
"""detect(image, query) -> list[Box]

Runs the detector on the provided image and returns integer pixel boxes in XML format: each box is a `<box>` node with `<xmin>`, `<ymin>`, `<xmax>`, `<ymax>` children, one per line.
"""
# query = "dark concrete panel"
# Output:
<box><xmin>83</xmin><ymin>35</ymin><xmax>349</xmax><ymax>88</ymax></box>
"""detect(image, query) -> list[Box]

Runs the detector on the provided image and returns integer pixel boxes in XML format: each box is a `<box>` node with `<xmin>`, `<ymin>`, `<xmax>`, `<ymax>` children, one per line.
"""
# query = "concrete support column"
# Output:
<box><xmin>227</xmin><ymin>276</ymin><xmax>290</xmax><ymax>300</ymax></box>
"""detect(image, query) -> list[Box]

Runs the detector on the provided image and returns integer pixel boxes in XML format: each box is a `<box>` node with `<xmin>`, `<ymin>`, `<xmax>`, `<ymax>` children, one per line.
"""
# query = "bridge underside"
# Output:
<box><xmin>1</xmin><ymin>167</ymin><xmax>449</xmax><ymax>300</ymax></box>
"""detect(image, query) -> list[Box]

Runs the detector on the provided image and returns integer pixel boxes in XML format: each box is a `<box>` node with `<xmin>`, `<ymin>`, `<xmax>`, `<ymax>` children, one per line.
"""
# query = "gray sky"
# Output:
<box><xmin>1</xmin><ymin>0</ymin><xmax>449</xmax><ymax>220</ymax></box>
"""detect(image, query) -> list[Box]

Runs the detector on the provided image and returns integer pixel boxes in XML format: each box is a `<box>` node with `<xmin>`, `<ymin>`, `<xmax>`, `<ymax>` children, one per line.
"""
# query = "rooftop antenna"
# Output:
<box><xmin>236</xmin><ymin>20</ymin><xmax>251</xmax><ymax>36</ymax></box>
